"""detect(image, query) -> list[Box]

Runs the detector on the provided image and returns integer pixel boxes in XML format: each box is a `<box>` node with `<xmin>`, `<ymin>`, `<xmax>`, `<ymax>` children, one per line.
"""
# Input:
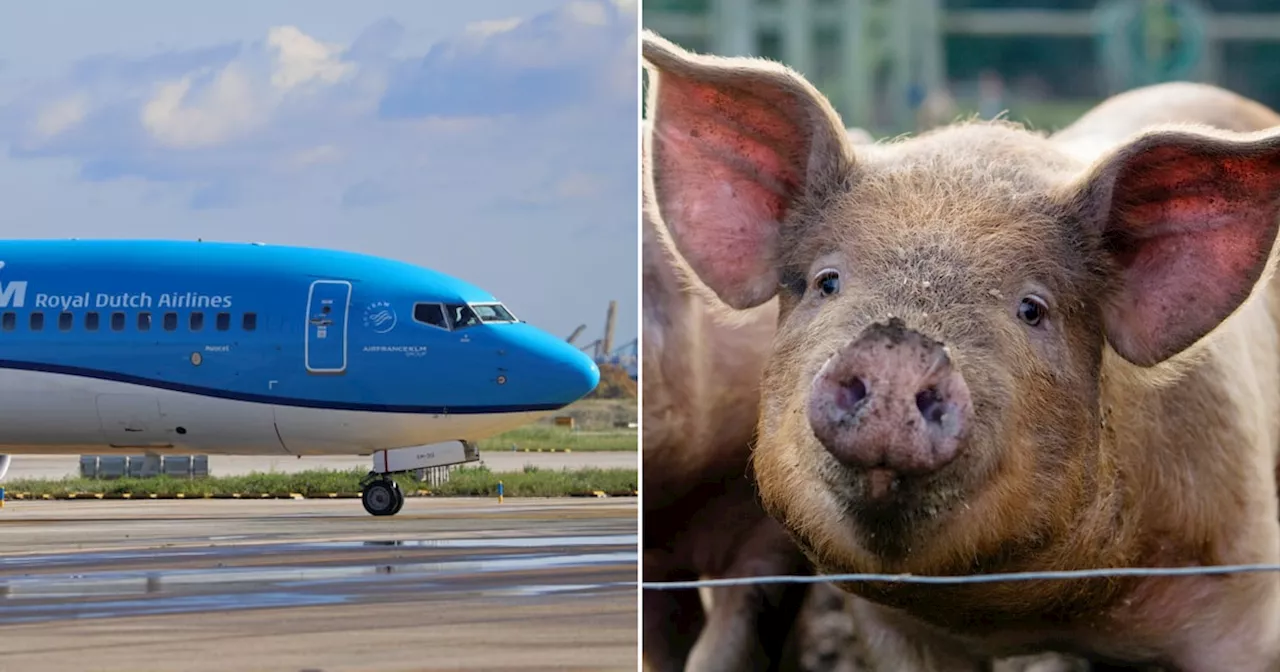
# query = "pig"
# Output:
<box><xmin>642</xmin><ymin>119</ymin><xmax>874</xmax><ymax>509</ymax></box>
<box><xmin>641</xmin><ymin>117</ymin><xmax>813</xmax><ymax>672</ymax></box>
<box><xmin>642</xmin><ymin>28</ymin><xmax>1280</xmax><ymax>671</ymax></box>
<box><xmin>641</xmin><ymin>135</ymin><xmax>777</xmax><ymax>509</ymax></box>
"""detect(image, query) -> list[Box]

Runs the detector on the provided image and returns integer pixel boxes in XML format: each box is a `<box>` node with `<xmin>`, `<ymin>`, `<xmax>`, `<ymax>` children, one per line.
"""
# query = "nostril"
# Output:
<box><xmin>916</xmin><ymin>387</ymin><xmax>945</xmax><ymax>424</ymax></box>
<box><xmin>835</xmin><ymin>377</ymin><xmax>868</xmax><ymax>412</ymax></box>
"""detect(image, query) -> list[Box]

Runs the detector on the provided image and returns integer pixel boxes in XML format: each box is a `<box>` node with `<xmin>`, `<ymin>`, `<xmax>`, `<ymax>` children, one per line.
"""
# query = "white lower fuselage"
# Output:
<box><xmin>0</xmin><ymin>369</ymin><xmax>548</xmax><ymax>456</ymax></box>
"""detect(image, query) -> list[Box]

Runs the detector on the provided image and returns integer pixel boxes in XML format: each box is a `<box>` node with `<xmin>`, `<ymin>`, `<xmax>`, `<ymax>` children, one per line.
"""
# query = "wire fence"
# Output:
<box><xmin>639</xmin><ymin>563</ymin><xmax>1280</xmax><ymax>590</ymax></box>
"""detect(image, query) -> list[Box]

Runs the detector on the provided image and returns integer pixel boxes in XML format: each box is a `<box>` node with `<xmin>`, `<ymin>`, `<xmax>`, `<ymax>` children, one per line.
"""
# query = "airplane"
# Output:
<box><xmin>0</xmin><ymin>239</ymin><xmax>601</xmax><ymax>516</ymax></box>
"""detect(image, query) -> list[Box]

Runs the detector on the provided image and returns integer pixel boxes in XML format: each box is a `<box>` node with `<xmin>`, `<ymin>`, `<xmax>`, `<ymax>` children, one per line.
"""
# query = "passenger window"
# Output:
<box><xmin>138</xmin><ymin>312</ymin><xmax>152</xmax><ymax>331</ymax></box>
<box><xmin>242</xmin><ymin>312</ymin><xmax>257</xmax><ymax>331</ymax></box>
<box><xmin>1</xmin><ymin>312</ymin><xmax>13</xmax><ymax>332</ymax></box>
<box><xmin>413</xmin><ymin>303</ymin><xmax>450</xmax><ymax>330</ymax></box>
<box><xmin>189</xmin><ymin>312</ymin><xmax>204</xmax><ymax>331</ymax></box>
<box><xmin>163</xmin><ymin>312</ymin><xmax>177</xmax><ymax>331</ymax></box>
<box><xmin>111</xmin><ymin>312</ymin><xmax>125</xmax><ymax>332</ymax></box>
<box><xmin>59</xmin><ymin>312</ymin><xmax>73</xmax><ymax>331</ymax></box>
<box><xmin>215</xmin><ymin>312</ymin><xmax>230</xmax><ymax>331</ymax></box>
<box><xmin>84</xmin><ymin>311</ymin><xmax>100</xmax><ymax>331</ymax></box>
<box><xmin>29</xmin><ymin>312</ymin><xmax>43</xmax><ymax>331</ymax></box>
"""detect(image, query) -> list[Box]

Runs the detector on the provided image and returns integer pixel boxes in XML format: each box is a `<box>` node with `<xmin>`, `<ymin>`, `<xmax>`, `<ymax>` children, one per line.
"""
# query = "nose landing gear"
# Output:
<box><xmin>358</xmin><ymin>441</ymin><xmax>481</xmax><ymax>517</ymax></box>
<box><xmin>361</xmin><ymin>474</ymin><xmax>405</xmax><ymax>516</ymax></box>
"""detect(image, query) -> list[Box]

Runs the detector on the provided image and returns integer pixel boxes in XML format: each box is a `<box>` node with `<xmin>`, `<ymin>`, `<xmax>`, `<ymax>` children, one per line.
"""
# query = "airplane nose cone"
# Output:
<box><xmin>506</xmin><ymin>324</ymin><xmax>601</xmax><ymax>405</ymax></box>
<box><xmin>539</xmin><ymin>337</ymin><xmax>600</xmax><ymax>404</ymax></box>
<box><xmin>563</xmin><ymin>348</ymin><xmax>602</xmax><ymax>400</ymax></box>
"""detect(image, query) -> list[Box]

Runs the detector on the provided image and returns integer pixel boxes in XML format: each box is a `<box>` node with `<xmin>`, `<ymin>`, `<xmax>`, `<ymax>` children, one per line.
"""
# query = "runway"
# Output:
<box><xmin>5</xmin><ymin>451</ymin><xmax>637</xmax><ymax>480</ymax></box>
<box><xmin>0</xmin><ymin>498</ymin><xmax>638</xmax><ymax>671</ymax></box>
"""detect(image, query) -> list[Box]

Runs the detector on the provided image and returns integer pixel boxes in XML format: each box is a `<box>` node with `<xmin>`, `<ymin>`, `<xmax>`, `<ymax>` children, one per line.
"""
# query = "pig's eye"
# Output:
<box><xmin>1017</xmin><ymin>295</ymin><xmax>1048</xmax><ymax>326</ymax></box>
<box><xmin>813</xmin><ymin>269</ymin><xmax>841</xmax><ymax>297</ymax></box>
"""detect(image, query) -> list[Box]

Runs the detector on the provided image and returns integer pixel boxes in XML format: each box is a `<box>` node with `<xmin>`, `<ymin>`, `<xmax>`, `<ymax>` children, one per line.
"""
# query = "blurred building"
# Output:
<box><xmin>644</xmin><ymin>0</ymin><xmax>1280</xmax><ymax>135</ymax></box>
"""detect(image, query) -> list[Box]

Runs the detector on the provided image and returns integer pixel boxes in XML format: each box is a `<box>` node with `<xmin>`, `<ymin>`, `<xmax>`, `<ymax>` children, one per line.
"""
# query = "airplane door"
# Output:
<box><xmin>305</xmin><ymin>280</ymin><xmax>352</xmax><ymax>374</ymax></box>
<box><xmin>96</xmin><ymin>394</ymin><xmax>172</xmax><ymax>447</ymax></box>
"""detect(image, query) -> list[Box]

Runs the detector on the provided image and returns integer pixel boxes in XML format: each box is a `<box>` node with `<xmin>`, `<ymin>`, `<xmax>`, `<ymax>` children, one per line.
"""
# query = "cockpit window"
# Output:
<box><xmin>431</xmin><ymin>303</ymin><xmax>516</xmax><ymax>329</ymax></box>
<box><xmin>413</xmin><ymin>303</ymin><xmax>450</xmax><ymax>330</ymax></box>
<box><xmin>470</xmin><ymin>303</ymin><xmax>518</xmax><ymax>323</ymax></box>
<box><xmin>446</xmin><ymin>304</ymin><xmax>481</xmax><ymax>329</ymax></box>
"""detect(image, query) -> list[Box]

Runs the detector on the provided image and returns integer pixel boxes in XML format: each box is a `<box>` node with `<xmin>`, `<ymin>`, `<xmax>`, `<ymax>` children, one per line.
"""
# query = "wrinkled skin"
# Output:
<box><xmin>643</xmin><ymin>29</ymin><xmax>1280</xmax><ymax>671</ymax></box>
<box><xmin>642</xmin><ymin>127</ymin><xmax>810</xmax><ymax>672</ymax></box>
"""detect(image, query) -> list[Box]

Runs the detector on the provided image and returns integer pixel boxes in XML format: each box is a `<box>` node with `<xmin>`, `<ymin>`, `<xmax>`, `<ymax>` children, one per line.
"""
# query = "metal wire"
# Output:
<box><xmin>639</xmin><ymin>563</ymin><xmax>1280</xmax><ymax>590</ymax></box>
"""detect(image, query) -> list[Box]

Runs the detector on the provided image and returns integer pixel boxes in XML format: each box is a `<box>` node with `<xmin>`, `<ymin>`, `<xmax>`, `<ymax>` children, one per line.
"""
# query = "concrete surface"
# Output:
<box><xmin>5</xmin><ymin>451</ymin><xmax>638</xmax><ymax>481</ymax></box>
<box><xmin>0</xmin><ymin>498</ymin><xmax>638</xmax><ymax>671</ymax></box>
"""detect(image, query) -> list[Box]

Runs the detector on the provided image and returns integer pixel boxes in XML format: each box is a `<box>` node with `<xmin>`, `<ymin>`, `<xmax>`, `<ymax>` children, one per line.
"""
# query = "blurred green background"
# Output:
<box><xmin>642</xmin><ymin>0</ymin><xmax>1280</xmax><ymax>136</ymax></box>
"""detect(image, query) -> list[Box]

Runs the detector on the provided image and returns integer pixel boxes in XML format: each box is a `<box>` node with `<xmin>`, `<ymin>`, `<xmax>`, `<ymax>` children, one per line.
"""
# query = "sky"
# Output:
<box><xmin>0</xmin><ymin>0</ymin><xmax>639</xmax><ymax>348</ymax></box>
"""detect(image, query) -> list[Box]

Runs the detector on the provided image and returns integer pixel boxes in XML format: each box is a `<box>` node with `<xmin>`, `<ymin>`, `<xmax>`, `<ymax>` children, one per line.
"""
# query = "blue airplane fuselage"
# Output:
<box><xmin>0</xmin><ymin>239</ymin><xmax>600</xmax><ymax>456</ymax></box>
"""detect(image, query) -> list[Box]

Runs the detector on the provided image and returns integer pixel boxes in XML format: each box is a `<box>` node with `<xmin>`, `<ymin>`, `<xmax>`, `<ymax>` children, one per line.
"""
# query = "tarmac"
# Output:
<box><xmin>0</xmin><ymin>498</ymin><xmax>638</xmax><ymax>671</ymax></box>
<box><xmin>5</xmin><ymin>451</ymin><xmax>638</xmax><ymax>480</ymax></box>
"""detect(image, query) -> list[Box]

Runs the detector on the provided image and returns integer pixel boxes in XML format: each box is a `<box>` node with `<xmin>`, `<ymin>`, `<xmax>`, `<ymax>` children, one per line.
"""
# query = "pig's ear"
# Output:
<box><xmin>642</xmin><ymin>31</ymin><xmax>852</xmax><ymax>310</ymax></box>
<box><xmin>1078</xmin><ymin>128</ymin><xmax>1280</xmax><ymax>366</ymax></box>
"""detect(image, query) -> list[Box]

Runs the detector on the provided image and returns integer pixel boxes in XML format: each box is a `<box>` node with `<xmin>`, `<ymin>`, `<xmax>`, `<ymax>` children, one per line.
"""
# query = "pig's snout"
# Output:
<box><xmin>807</xmin><ymin>318</ymin><xmax>973</xmax><ymax>478</ymax></box>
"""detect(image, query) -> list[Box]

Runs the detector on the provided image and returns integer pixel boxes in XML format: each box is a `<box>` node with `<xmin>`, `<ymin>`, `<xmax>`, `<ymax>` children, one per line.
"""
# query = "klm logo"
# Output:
<box><xmin>0</xmin><ymin>281</ymin><xmax>28</xmax><ymax>308</ymax></box>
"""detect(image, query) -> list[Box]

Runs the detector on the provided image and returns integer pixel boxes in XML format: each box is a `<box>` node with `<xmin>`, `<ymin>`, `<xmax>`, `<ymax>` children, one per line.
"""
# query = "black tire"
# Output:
<box><xmin>389</xmin><ymin>483</ymin><xmax>406</xmax><ymax>515</ymax></box>
<box><xmin>362</xmin><ymin>480</ymin><xmax>399</xmax><ymax>516</ymax></box>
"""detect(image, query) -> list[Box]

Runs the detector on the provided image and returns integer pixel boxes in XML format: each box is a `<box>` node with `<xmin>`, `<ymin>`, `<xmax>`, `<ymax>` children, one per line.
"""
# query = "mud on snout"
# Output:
<box><xmin>769</xmin><ymin>316</ymin><xmax>1006</xmax><ymax>563</ymax></box>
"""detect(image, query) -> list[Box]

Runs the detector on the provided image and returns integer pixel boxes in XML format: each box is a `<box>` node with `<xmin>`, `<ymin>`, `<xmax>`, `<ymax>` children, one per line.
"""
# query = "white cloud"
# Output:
<box><xmin>1</xmin><ymin>0</ymin><xmax>637</xmax><ymax>210</ymax></box>
<box><xmin>133</xmin><ymin>24</ymin><xmax>358</xmax><ymax>150</ymax></box>
<box><xmin>564</xmin><ymin>0</ymin><xmax>610</xmax><ymax>26</ymax></box>
<box><xmin>33</xmin><ymin>95</ymin><xmax>88</xmax><ymax>139</ymax></box>
<box><xmin>140</xmin><ymin>62</ymin><xmax>262</xmax><ymax>148</ymax></box>
<box><xmin>464</xmin><ymin>17</ymin><xmax>523</xmax><ymax>38</ymax></box>
<box><xmin>266</xmin><ymin>25</ymin><xmax>356</xmax><ymax>91</ymax></box>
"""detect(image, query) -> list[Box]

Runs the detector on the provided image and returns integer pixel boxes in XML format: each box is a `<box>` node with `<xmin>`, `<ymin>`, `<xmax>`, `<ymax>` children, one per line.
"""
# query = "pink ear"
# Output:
<box><xmin>642</xmin><ymin>32</ymin><xmax>849</xmax><ymax>310</ymax></box>
<box><xmin>1089</xmin><ymin>130</ymin><xmax>1280</xmax><ymax>366</ymax></box>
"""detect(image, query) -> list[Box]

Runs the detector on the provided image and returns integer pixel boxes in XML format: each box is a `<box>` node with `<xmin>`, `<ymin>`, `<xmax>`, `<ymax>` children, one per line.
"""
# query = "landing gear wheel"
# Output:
<box><xmin>362</xmin><ymin>479</ymin><xmax>402</xmax><ymax>516</ymax></box>
<box><xmin>389</xmin><ymin>483</ymin><xmax>406</xmax><ymax>515</ymax></box>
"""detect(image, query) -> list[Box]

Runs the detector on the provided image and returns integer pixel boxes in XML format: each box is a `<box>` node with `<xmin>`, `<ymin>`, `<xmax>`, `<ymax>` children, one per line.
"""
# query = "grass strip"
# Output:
<box><xmin>476</xmin><ymin>425</ymin><xmax>636</xmax><ymax>452</ymax></box>
<box><xmin>1</xmin><ymin>466</ymin><xmax>638</xmax><ymax>499</ymax></box>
